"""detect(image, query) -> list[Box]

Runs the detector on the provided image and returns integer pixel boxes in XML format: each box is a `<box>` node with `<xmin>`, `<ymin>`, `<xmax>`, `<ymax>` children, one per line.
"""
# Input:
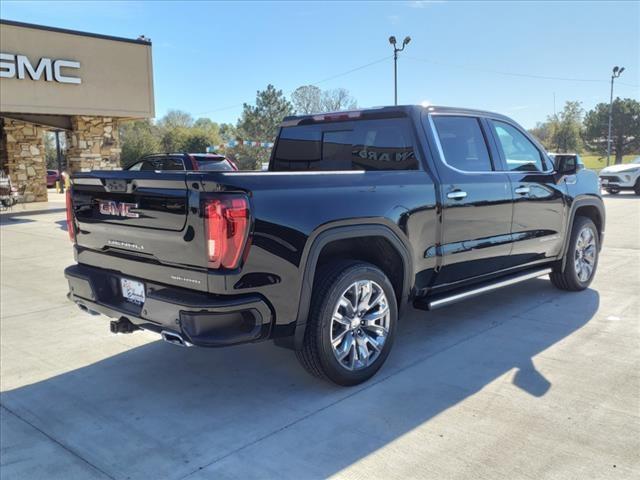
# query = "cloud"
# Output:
<box><xmin>409</xmin><ymin>0</ymin><xmax>447</xmax><ymax>8</ymax></box>
<box><xmin>388</xmin><ymin>14</ymin><xmax>401</xmax><ymax>25</ymax></box>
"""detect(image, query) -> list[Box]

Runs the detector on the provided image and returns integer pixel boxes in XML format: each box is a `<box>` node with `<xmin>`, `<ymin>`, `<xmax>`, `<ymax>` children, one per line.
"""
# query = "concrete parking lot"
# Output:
<box><xmin>1</xmin><ymin>192</ymin><xmax>638</xmax><ymax>480</ymax></box>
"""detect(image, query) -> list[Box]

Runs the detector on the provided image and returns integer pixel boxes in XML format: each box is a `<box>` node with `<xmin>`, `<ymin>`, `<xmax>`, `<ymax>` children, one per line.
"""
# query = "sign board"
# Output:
<box><xmin>0</xmin><ymin>20</ymin><xmax>154</xmax><ymax>118</ymax></box>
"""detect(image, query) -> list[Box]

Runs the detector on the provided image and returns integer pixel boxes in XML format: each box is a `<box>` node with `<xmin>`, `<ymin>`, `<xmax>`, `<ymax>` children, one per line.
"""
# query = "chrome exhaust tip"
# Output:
<box><xmin>160</xmin><ymin>330</ymin><xmax>193</xmax><ymax>347</ymax></box>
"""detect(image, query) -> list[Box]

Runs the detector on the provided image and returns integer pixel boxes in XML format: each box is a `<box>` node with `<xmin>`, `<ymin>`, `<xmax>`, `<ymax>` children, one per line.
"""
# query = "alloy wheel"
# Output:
<box><xmin>574</xmin><ymin>226</ymin><xmax>597</xmax><ymax>282</ymax></box>
<box><xmin>330</xmin><ymin>280</ymin><xmax>390</xmax><ymax>371</ymax></box>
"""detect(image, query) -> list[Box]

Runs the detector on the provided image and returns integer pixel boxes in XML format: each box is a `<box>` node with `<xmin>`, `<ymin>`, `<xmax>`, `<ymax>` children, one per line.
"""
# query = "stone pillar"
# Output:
<box><xmin>0</xmin><ymin>118</ymin><xmax>47</xmax><ymax>202</ymax></box>
<box><xmin>66</xmin><ymin>116</ymin><xmax>121</xmax><ymax>173</ymax></box>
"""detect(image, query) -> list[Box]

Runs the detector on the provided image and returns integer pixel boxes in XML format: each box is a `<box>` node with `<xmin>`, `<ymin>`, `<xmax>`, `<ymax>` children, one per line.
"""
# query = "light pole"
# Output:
<box><xmin>389</xmin><ymin>35</ymin><xmax>411</xmax><ymax>106</ymax></box>
<box><xmin>606</xmin><ymin>65</ymin><xmax>624</xmax><ymax>166</ymax></box>
<box><xmin>53</xmin><ymin>130</ymin><xmax>64</xmax><ymax>193</ymax></box>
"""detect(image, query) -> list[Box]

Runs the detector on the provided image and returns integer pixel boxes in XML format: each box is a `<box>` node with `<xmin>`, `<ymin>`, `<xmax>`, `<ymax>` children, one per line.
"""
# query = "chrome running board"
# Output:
<box><xmin>414</xmin><ymin>267</ymin><xmax>553</xmax><ymax>311</ymax></box>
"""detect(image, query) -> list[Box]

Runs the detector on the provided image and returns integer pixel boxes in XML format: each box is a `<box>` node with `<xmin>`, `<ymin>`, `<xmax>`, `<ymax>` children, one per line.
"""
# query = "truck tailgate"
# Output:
<box><xmin>71</xmin><ymin>171</ymin><xmax>208</xmax><ymax>274</ymax></box>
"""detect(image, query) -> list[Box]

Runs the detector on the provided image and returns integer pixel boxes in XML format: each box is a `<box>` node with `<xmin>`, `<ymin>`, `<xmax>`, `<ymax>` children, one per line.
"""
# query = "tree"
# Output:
<box><xmin>529</xmin><ymin>120</ymin><xmax>556</xmax><ymax>150</ymax></box>
<box><xmin>528</xmin><ymin>101</ymin><xmax>583</xmax><ymax>153</ymax></box>
<box><xmin>291</xmin><ymin>85</ymin><xmax>322</xmax><ymax>114</ymax></box>
<box><xmin>157</xmin><ymin>109</ymin><xmax>194</xmax><ymax>129</ymax></box>
<box><xmin>159</xmin><ymin>126</ymin><xmax>189</xmax><ymax>153</ymax></box>
<box><xmin>219</xmin><ymin>123</ymin><xmax>238</xmax><ymax>142</ymax></box>
<box><xmin>186</xmin><ymin>117</ymin><xmax>222</xmax><ymax>152</ymax></box>
<box><xmin>552</xmin><ymin>101</ymin><xmax>583</xmax><ymax>153</ymax></box>
<box><xmin>584</xmin><ymin>98</ymin><xmax>640</xmax><ymax>164</ymax></box>
<box><xmin>236</xmin><ymin>84</ymin><xmax>293</xmax><ymax>169</ymax></box>
<box><xmin>154</xmin><ymin>110</ymin><xmax>195</xmax><ymax>153</ymax></box>
<box><xmin>183</xmin><ymin>133</ymin><xmax>214</xmax><ymax>153</ymax></box>
<box><xmin>119</xmin><ymin>119</ymin><xmax>161</xmax><ymax>166</ymax></box>
<box><xmin>321</xmin><ymin>88</ymin><xmax>357</xmax><ymax>112</ymax></box>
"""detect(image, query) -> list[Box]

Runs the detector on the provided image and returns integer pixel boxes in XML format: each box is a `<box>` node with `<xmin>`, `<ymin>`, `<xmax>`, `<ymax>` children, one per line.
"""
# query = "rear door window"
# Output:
<box><xmin>431</xmin><ymin>116</ymin><xmax>493</xmax><ymax>172</ymax></box>
<box><xmin>271</xmin><ymin>117</ymin><xmax>418</xmax><ymax>171</ymax></box>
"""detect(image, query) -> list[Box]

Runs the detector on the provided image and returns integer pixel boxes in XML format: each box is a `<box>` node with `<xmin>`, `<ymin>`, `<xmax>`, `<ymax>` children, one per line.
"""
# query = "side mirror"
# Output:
<box><xmin>556</xmin><ymin>155</ymin><xmax>578</xmax><ymax>175</ymax></box>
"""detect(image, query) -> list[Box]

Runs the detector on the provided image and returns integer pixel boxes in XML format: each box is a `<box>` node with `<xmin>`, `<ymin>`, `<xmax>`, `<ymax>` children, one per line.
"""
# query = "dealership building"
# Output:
<box><xmin>0</xmin><ymin>20</ymin><xmax>155</xmax><ymax>201</ymax></box>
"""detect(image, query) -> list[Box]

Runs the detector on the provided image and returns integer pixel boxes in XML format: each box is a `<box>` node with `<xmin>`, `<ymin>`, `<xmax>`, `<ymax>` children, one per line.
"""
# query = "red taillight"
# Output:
<box><xmin>65</xmin><ymin>188</ymin><xmax>75</xmax><ymax>242</ymax></box>
<box><xmin>204</xmin><ymin>196</ymin><xmax>250</xmax><ymax>269</ymax></box>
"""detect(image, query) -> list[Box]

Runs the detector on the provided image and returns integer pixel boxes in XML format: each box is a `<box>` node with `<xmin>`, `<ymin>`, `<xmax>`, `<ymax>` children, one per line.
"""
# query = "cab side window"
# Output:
<box><xmin>490</xmin><ymin>120</ymin><xmax>546</xmax><ymax>172</ymax></box>
<box><xmin>432</xmin><ymin>116</ymin><xmax>493</xmax><ymax>172</ymax></box>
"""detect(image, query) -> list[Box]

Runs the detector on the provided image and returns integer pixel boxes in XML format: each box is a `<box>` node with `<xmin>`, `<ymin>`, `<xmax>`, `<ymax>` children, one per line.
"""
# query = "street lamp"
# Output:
<box><xmin>389</xmin><ymin>35</ymin><xmax>411</xmax><ymax>106</ymax></box>
<box><xmin>606</xmin><ymin>65</ymin><xmax>625</xmax><ymax>166</ymax></box>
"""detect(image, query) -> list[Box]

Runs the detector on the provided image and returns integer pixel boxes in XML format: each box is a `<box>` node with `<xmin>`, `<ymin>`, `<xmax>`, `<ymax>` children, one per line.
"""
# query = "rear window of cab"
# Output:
<box><xmin>271</xmin><ymin>117</ymin><xmax>419</xmax><ymax>171</ymax></box>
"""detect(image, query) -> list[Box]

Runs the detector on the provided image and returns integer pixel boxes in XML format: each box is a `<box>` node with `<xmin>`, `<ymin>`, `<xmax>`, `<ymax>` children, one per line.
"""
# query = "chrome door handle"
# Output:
<box><xmin>515</xmin><ymin>186</ymin><xmax>530</xmax><ymax>195</ymax></box>
<box><xmin>447</xmin><ymin>190</ymin><xmax>467</xmax><ymax>200</ymax></box>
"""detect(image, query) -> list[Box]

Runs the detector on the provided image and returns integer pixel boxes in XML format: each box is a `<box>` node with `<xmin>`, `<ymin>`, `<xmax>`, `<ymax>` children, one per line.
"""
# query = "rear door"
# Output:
<box><xmin>426</xmin><ymin>113</ymin><xmax>514</xmax><ymax>287</ymax></box>
<box><xmin>486</xmin><ymin>119</ymin><xmax>567</xmax><ymax>265</ymax></box>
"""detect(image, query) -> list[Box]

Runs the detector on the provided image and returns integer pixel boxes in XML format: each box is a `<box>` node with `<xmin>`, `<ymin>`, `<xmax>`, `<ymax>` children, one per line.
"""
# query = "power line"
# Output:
<box><xmin>310</xmin><ymin>55</ymin><xmax>391</xmax><ymax>85</ymax></box>
<box><xmin>194</xmin><ymin>55</ymin><xmax>391</xmax><ymax>116</ymax></box>
<box><xmin>405</xmin><ymin>55</ymin><xmax>639</xmax><ymax>88</ymax></box>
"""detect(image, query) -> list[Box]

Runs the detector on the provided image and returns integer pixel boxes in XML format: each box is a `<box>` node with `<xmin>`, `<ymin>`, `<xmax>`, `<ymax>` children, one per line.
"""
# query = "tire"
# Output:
<box><xmin>606</xmin><ymin>188</ymin><xmax>620</xmax><ymax>195</ymax></box>
<box><xmin>550</xmin><ymin>216</ymin><xmax>599</xmax><ymax>291</ymax></box>
<box><xmin>634</xmin><ymin>179</ymin><xmax>640</xmax><ymax>196</ymax></box>
<box><xmin>295</xmin><ymin>261</ymin><xmax>398</xmax><ymax>386</ymax></box>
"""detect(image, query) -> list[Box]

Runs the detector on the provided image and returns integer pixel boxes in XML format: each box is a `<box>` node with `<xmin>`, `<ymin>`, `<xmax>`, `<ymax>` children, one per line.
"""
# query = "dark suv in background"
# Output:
<box><xmin>127</xmin><ymin>153</ymin><xmax>238</xmax><ymax>172</ymax></box>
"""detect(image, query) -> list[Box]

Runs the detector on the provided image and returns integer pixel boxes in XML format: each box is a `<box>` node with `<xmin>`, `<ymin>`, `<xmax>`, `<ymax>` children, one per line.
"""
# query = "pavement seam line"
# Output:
<box><xmin>0</xmin><ymin>303</ymin><xmax>74</xmax><ymax>320</ymax></box>
<box><xmin>178</xmin><ymin>293</ymin><xmax>556</xmax><ymax>479</ymax></box>
<box><xmin>0</xmin><ymin>405</ymin><xmax>116</xmax><ymax>480</ymax></box>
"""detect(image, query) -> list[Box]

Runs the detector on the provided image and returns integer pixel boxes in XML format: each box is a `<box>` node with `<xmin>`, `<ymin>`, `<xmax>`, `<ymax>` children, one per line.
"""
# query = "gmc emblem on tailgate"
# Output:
<box><xmin>98</xmin><ymin>200</ymin><xmax>140</xmax><ymax>218</ymax></box>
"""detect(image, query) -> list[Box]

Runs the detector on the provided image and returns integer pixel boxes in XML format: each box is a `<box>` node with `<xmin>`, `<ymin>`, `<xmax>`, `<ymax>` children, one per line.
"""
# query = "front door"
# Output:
<box><xmin>426</xmin><ymin>114</ymin><xmax>514</xmax><ymax>288</ymax></box>
<box><xmin>486</xmin><ymin>119</ymin><xmax>567</xmax><ymax>265</ymax></box>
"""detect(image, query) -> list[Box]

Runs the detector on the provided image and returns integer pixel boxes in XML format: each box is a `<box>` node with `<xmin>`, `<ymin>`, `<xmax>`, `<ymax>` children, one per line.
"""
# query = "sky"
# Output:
<box><xmin>1</xmin><ymin>0</ymin><xmax>638</xmax><ymax>129</ymax></box>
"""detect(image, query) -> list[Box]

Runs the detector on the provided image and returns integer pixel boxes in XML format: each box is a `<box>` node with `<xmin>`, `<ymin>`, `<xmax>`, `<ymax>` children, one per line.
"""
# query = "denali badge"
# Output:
<box><xmin>107</xmin><ymin>240</ymin><xmax>144</xmax><ymax>251</ymax></box>
<box><xmin>170</xmin><ymin>275</ymin><xmax>202</xmax><ymax>285</ymax></box>
<box><xmin>99</xmin><ymin>200</ymin><xmax>139</xmax><ymax>218</ymax></box>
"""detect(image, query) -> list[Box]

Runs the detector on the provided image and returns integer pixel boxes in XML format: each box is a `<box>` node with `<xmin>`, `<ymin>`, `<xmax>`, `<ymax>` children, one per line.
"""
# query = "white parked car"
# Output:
<box><xmin>598</xmin><ymin>157</ymin><xmax>640</xmax><ymax>195</ymax></box>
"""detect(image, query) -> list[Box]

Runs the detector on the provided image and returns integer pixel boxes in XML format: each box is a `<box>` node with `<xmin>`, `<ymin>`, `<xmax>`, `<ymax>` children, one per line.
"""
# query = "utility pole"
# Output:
<box><xmin>388</xmin><ymin>36</ymin><xmax>411</xmax><ymax>106</ymax></box>
<box><xmin>607</xmin><ymin>66</ymin><xmax>624</xmax><ymax>166</ymax></box>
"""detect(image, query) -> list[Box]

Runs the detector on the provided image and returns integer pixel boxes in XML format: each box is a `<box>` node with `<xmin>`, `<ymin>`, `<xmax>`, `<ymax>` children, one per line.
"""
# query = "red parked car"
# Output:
<box><xmin>46</xmin><ymin>170</ymin><xmax>60</xmax><ymax>188</ymax></box>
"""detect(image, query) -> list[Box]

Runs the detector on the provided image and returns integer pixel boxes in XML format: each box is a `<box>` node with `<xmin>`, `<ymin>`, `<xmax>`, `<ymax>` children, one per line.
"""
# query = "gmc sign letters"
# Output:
<box><xmin>0</xmin><ymin>53</ymin><xmax>81</xmax><ymax>84</ymax></box>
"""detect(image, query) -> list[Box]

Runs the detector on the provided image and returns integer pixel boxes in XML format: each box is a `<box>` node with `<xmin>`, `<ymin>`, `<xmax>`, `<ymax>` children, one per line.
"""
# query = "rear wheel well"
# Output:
<box><xmin>314</xmin><ymin>236</ymin><xmax>404</xmax><ymax>306</ymax></box>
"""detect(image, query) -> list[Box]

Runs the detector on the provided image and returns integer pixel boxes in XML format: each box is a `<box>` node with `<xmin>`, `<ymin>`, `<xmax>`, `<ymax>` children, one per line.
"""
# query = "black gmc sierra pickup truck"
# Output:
<box><xmin>65</xmin><ymin>105</ymin><xmax>605</xmax><ymax>386</ymax></box>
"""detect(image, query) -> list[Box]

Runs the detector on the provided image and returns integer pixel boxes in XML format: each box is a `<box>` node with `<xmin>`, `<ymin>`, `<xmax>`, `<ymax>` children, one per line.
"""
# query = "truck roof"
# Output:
<box><xmin>281</xmin><ymin>105</ymin><xmax>515</xmax><ymax>126</ymax></box>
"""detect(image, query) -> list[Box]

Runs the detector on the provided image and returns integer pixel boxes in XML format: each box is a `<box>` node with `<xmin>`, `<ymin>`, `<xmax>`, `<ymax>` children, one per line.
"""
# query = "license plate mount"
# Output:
<box><xmin>121</xmin><ymin>278</ymin><xmax>145</xmax><ymax>305</ymax></box>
